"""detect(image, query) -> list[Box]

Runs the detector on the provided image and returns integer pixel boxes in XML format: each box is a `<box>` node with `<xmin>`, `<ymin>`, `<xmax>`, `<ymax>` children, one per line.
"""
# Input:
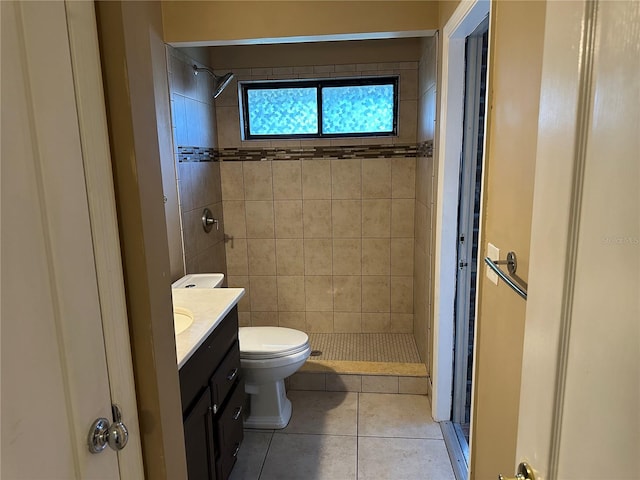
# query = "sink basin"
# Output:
<box><xmin>174</xmin><ymin>307</ymin><xmax>194</xmax><ymax>335</ymax></box>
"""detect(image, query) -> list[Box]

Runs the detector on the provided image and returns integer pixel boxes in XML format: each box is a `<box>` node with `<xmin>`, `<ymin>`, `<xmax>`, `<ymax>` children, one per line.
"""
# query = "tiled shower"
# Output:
<box><xmin>166</xmin><ymin>38</ymin><xmax>437</xmax><ymax>386</ymax></box>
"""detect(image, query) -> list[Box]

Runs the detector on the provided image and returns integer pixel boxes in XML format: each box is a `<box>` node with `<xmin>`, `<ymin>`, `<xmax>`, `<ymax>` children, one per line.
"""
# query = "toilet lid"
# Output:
<box><xmin>239</xmin><ymin>327</ymin><xmax>310</xmax><ymax>359</ymax></box>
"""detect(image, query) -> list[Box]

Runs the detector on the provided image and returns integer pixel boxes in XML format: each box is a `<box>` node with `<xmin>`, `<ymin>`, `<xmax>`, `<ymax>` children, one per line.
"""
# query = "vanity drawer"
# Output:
<box><xmin>209</xmin><ymin>341</ymin><xmax>241</xmax><ymax>414</ymax></box>
<box><xmin>215</xmin><ymin>382</ymin><xmax>245</xmax><ymax>480</ymax></box>
<box><xmin>180</xmin><ymin>307</ymin><xmax>238</xmax><ymax>415</ymax></box>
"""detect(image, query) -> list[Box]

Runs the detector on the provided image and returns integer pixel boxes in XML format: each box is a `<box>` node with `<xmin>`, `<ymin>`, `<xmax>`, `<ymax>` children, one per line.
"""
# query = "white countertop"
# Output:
<box><xmin>172</xmin><ymin>288</ymin><xmax>245</xmax><ymax>369</ymax></box>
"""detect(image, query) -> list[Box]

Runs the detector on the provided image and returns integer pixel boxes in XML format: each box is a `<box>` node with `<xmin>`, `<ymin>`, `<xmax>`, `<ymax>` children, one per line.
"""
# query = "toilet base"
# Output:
<box><xmin>243</xmin><ymin>379</ymin><xmax>292</xmax><ymax>429</ymax></box>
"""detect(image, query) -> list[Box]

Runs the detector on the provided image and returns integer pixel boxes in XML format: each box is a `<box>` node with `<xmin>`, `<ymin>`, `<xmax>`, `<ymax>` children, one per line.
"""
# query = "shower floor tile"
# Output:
<box><xmin>307</xmin><ymin>333</ymin><xmax>421</xmax><ymax>363</ymax></box>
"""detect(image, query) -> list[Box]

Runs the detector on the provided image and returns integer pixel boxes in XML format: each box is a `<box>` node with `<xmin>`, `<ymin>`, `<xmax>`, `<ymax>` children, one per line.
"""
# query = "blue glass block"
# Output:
<box><xmin>322</xmin><ymin>84</ymin><xmax>394</xmax><ymax>134</ymax></box>
<box><xmin>247</xmin><ymin>88</ymin><xmax>318</xmax><ymax>135</ymax></box>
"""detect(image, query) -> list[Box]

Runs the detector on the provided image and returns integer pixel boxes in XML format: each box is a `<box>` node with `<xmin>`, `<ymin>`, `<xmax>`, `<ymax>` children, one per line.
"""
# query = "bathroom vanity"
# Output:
<box><xmin>173</xmin><ymin>288</ymin><xmax>245</xmax><ymax>480</ymax></box>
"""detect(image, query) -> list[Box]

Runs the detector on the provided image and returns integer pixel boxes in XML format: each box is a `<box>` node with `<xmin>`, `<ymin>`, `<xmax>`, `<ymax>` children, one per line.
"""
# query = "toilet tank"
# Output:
<box><xmin>171</xmin><ymin>273</ymin><xmax>224</xmax><ymax>289</ymax></box>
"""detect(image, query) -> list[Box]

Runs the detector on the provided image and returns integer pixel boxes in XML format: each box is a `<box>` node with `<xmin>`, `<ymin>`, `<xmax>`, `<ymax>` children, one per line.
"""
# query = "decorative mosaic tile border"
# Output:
<box><xmin>177</xmin><ymin>141</ymin><xmax>433</xmax><ymax>163</ymax></box>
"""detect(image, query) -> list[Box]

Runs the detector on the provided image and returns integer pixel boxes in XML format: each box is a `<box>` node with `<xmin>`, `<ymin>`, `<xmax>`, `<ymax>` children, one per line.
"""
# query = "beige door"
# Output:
<box><xmin>1</xmin><ymin>1</ymin><xmax>142</xmax><ymax>478</ymax></box>
<box><xmin>511</xmin><ymin>1</ymin><xmax>639</xmax><ymax>479</ymax></box>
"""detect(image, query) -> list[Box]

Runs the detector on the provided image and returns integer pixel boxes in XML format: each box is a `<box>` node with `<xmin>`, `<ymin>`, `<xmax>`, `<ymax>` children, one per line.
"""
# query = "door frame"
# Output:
<box><xmin>64</xmin><ymin>2</ymin><xmax>144</xmax><ymax>477</ymax></box>
<box><xmin>432</xmin><ymin>0</ymin><xmax>490</xmax><ymax>424</ymax></box>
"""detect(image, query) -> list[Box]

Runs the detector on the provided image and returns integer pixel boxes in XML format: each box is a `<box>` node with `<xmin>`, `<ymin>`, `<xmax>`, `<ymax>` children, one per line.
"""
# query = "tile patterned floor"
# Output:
<box><xmin>229</xmin><ymin>391</ymin><xmax>455</xmax><ymax>480</ymax></box>
<box><xmin>308</xmin><ymin>333</ymin><xmax>421</xmax><ymax>363</ymax></box>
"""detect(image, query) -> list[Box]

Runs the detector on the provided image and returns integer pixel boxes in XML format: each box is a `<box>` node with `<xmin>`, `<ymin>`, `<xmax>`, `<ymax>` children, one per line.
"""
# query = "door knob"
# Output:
<box><xmin>88</xmin><ymin>404</ymin><xmax>129</xmax><ymax>454</ymax></box>
<box><xmin>498</xmin><ymin>462</ymin><xmax>535</xmax><ymax>480</ymax></box>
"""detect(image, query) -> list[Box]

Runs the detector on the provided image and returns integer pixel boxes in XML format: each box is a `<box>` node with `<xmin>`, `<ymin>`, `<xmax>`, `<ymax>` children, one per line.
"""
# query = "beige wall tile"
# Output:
<box><xmin>362</xmin><ymin>238</ymin><xmax>390</xmax><ymax>275</ymax></box>
<box><xmin>361</xmin><ymin>375</ymin><xmax>399</xmax><ymax>393</ymax></box>
<box><xmin>362</xmin><ymin>313</ymin><xmax>392</xmax><ymax>332</ymax></box>
<box><xmin>306</xmin><ymin>311</ymin><xmax>334</xmax><ymax>333</ymax></box>
<box><xmin>245</xmin><ymin>201</ymin><xmax>275</xmax><ymax>238</ymax></box>
<box><xmin>391</xmin><ymin>158</ymin><xmax>416</xmax><ymax>199</ymax></box>
<box><xmin>276</xmin><ymin>238</ymin><xmax>304</xmax><ymax>275</ymax></box>
<box><xmin>391</xmin><ymin>276</ymin><xmax>414</xmax><ymax>314</ymax></box>
<box><xmin>332</xmin><ymin>200</ymin><xmax>361</xmax><ymax>238</ymax></box>
<box><xmin>362</xmin><ymin>276</ymin><xmax>390</xmax><ymax>313</ymax></box>
<box><xmin>333</xmin><ymin>276</ymin><xmax>361</xmax><ymax>313</ymax></box>
<box><xmin>227</xmin><ymin>275</ymin><xmax>250</xmax><ymax>312</ymax></box>
<box><xmin>391</xmin><ymin>238</ymin><xmax>414</xmax><ymax>276</ymax></box>
<box><xmin>302</xmin><ymin>160</ymin><xmax>331</xmax><ymax>199</ymax></box>
<box><xmin>217</xmin><ymin>106</ymin><xmax>241</xmax><ymax>147</ymax></box>
<box><xmin>331</xmin><ymin>159</ymin><xmax>362</xmax><ymax>199</ymax></box>
<box><xmin>278</xmin><ymin>312</ymin><xmax>306</xmax><ymax>330</ymax></box>
<box><xmin>222</xmin><ymin>200</ymin><xmax>247</xmax><ymax>239</ymax></box>
<box><xmin>305</xmin><ymin>276</ymin><xmax>333</xmax><ymax>312</ymax></box>
<box><xmin>251</xmin><ymin>311</ymin><xmax>278</xmax><ymax>326</ymax></box>
<box><xmin>333</xmin><ymin>313</ymin><xmax>362</xmax><ymax>333</ymax></box>
<box><xmin>362</xmin><ymin>199</ymin><xmax>391</xmax><ymax>238</ymax></box>
<box><xmin>333</xmin><ymin>239</ymin><xmax>362</xmax><ymax>276</ymax></box>
<box><xmin>362</xmin><ymin>158</ymin><xmax>391</xmax><ymax>198</ymax></box>
<box><xmin>220</xmin><ymin>161</ymin><xmax>244</xmax><ymax>200</ymax></box>
<box><xmin>274</xmin><ymin>200</ymin><xmax>303</xmax><ymax>238</ymax></box>
<box><xmin>391</xmin><ymin>313</ymin><xmax>414</xmax><ymax>333</ymax></box>
<box><xmin>177</xmin><ymin>162</ymin><xmax>194</xmax><ymax>211</ymax></box>
<box><xmin>391</xmin><ymin>199</ymin><xmax>415</xmax><ymax>238</ymax></box>
<box><xmin>303</xmin><ymin>200</ymin><xmax>332</xmax><ymax>238</ymax></box>
<box><xmin>397</xmin><ymin>99</ymin><xmax>418</xmax><ymax>144</ymax></box>
<box><xmin>304</xmin><ymin>239</ymin><xmax>332</xmax><ymax>275</ymax></box>
<box><xmin>249</xmin><ymin>275</ymin><xmax>277</xmax><ymax>311</ymax></box>
<box><xmin>277</xmin><ymin>276</ymin><xmax>306</xmax><ymax>311</ymax></box>
<box><xmin>288</xmin><ymin>372</ymin><xmax>326</xmax><ymax>391</ymax></box>
<box><xmin>400</xmin><ymin>68</ymin><xmax>419</xmax><ymax>101</ymax></box>
<box><xmin>398</xmin><ymin>377</ymin><xmax>429</xmax><ymax>395</ymax></box>
<box><xmin>247</xmin><ymin>239</ymin><xmax>276</xmax><ymax>275</ymax></box>
<box><xmin>272</xmin><ymin>160</ymin><xmax>302</xmax><ymax>199</ymax></box>
<box><xmin>225</xmin><ymin>238</ymin><xmax>248</xmax><ymax>276</ymax></box>
<box><xmin>191</xmin><ymin>162</ymin><xmax>222</xmax><ymax>207</ymax></box>
<box><xmin>326</xmin><ymin>374</ymin><xmax>362</xmax><ymax>392</ymax></box>
<box><xmin>238</xmin><ymin>312</ymin><xmax>251</xmax><ymax>327</ymax></box>
<box><xmin>243</xmin><ymin>161</ymin><xmax>273</xmax><ymax>200</ymax></box>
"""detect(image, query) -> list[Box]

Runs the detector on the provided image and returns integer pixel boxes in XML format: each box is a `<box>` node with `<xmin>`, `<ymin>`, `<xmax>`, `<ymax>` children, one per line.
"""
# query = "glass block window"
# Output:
<box><xmin>240</xmin><ymin>77</ymin><xmax>398</xmax><ymax>139</ymax></box>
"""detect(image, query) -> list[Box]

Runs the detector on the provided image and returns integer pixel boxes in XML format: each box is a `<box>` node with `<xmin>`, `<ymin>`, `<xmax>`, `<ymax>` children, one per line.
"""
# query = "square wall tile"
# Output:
<box><xmin>305</xmin><ymin>276</ymin><xmax>333</xmax><ymax>312</ymax></box>
<box><xmin>331</xmin><ymin>159</ymin><xmax>361</xmax><ymax>199</ymax></box>
<box><xmin>216</xmin><ymin>106</ymin><xmax>241</xmax><ymax>148</ymax></box>
<box><xmin>362</xmin><ymin>276</ymin><xmax>390</xmax><ymax>313</ymax></box>
<box><xmin>274</xmin><ymin>200</ymin><xmax>303</xmax><ymax>238</ymax></box>
<box><xmin>227</xmin><ymin>275</ymin><xmax>250</xmax><ymax>312</ymax></box>
<box><xmin>222</xmin><ymin>201</ymin><xmax>246</xmax><ymax>239</ymax></box>
<box><xmin>277</xmin><ymin>276</ymin><xmax>305</xmax><ymax>311</ymax></box>
<box><xmin>278</xmin><ymin>311</ymin><xmax>306</xmax><ymax>330</ymax></box>
<box><xmin>362</xmin><ymin>158</ymin><xmax>391</xmax><ymax>198</ymax></box>
<box><xmin>272</xmin><ymin>160</ymin><xmax>302</xmax><ymax>199</ymax></box>
<box><xmin>391</xmin><ymin>276</ymin><xmax>414</xmax><ymax>313</ymax></box>
<box><xmin>247</xmin><ymin>239</ymin><xmax>276</xmax><ymax>275</ymax></box>
<box><xmin>275</xmin><ymin>239</ymin><xmax>304</xmax><ymax>275</ymax></box>
<box><xmin>225</xmin><ymin>238</ymin><xmax>248</xmax><ymax>276</ymax></box>
<box><xmin>243</xmin><ymin>161</ymin><xmax>273</xmax><ymax>200</ymax></box>
<box><xmin>245</xmin><ymin>201</ymin><xmax>275</xmax><ymax>238</ymax></box>
<box><xmin>333</xmin><ymin>276</ymin><xmax>361</xmax><ymax>313</ymax></box>
<box><xmin>391</xmin><ymin>199</ymin><xmax>415</xmax><ymax>238</ymax></box>
<box><xmin>391</xmin><ymin>313</ymin><xmax>414</xmax><ymax>333</ymax></box>
<box><xmin>397</xmin><ymin>99</ymin><xmax>418</xmax><ymax>144</ymax></box>
<box><xmin>220</xmin><ymin>162</ymin><xmax>244</xmax><ymax>200</ymax></box>
<box><xmin>391</xmin><ymin>238</ymin><xmax>414</xmax><ymax>276</ymax></box>
<box><xmin>306</xmin><ymin>311</ymin><xmax>334</xmax><ymax>333</ymax></box>
<box><xmin>249</xmin><ymin>275</ymin><xmax>277</xmax><ymax>311</ymax></box>
<box><xmin>332</xmin><ymin>200</ymin><xmax>361</xmax><ymax>238</ymax></box>
<box><xmin>362</xmin><ymin>313</ymin><xmax>392</xmax><ymax>333</ymax></box>
<box><xmin>362</xmin><ymin>238</ymin><xmax>390</xmax><ymax>275</ymax></box>
<box><xmin>304</xmin><ymin>239</ymin><xmax>332</xmax><ymax>275</ymax></box>
<box><xmin>302</xmin><ymin>160</ymin><xmax>331</xmax><ymax>199</ymax></box>
<box><xmin>303</xmin><ymin>200</ymin><xmax>332</xmax><ymax>238</ymax></box>
<box><xmin>362</xmin><ymin>199</ymin><xmax>391</xmax><ymax>238</ymax></box>
<box><xmin>332</xmin><ymin>239</ymin><xmax>362</xmax><ymax>276</ymax></box>
<box><xmin>391</xmin><ymin>157</ymin><xmax>416</xmax><ymax>199</ymax></box>
<box><xmin>325</xmin><ymin>374</ymin><xmax>362</xmax><ymax>392</ymax></box>
<box><xmin>238</xmin><ymin>312</ymin><xmax>251</xmax><ymax>327</ymax></box>
<box><xmin>333</xmin><ymin>312</ymin><xmax>362</xmax><ymax>333</ymax></box>
<box><xmin>361</xmin><ymin>375</ymin><xmax>399</xmax><ymax>393</ymax></box>
<box><xmin>251</xmin><ymin>311</ymin><xmax>278</xmax><ymax>326</ymax></box>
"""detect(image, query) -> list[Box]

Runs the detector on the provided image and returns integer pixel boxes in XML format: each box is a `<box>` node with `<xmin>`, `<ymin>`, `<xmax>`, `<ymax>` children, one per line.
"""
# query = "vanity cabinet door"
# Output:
<box><xmin>215</xmin><ymin>382</ymin><xmax>245</xmax><ymax>480</ymax></box>
<box><xmin>209</xmin><ymin>342</ymin><xmax>241</xmax><ymax>414</ymax></box>
<box><xmin>183</xmin><ymin>388</ymin><xmax>217</xmax><ymax>480</ymax></box>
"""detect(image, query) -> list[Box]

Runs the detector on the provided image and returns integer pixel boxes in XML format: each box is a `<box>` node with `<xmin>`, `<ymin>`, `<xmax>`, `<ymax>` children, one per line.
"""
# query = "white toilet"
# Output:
<box><xmin>239</xmin><ymin>326</ymin><xmax>310</xmax><ymax>429</ymax></box>
<box><xmin>172</xmin><ymin>273</ymin><xmax>311</xmax><ymax>429</ymax></box>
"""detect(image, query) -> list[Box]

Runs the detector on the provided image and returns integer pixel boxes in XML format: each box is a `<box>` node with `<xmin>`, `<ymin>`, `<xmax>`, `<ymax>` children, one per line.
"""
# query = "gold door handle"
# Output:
<box><xmin>498</xmin><ymin>462</ymin><xmax>535</xmax><ymax>480</ymax></box>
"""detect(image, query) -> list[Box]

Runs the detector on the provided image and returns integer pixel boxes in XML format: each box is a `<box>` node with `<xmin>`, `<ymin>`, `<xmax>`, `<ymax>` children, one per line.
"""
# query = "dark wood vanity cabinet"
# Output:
<box><xmin>180</xmin><ymin>307</ymin><xmax>244</xmax><ymax>480</ymax></box>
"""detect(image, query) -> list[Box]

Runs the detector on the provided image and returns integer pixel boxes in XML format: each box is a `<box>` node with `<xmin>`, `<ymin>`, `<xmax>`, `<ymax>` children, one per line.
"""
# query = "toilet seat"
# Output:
<box><xmin>239</xmin><ymin>327</ymin><xmax>310</xmax><ymax>360</ymax></box>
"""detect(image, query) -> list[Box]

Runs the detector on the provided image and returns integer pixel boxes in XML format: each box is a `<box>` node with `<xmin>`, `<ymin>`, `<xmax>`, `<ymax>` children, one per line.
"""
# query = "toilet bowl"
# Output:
<box><xmin>171</xmin><ymin>273</ymin><xmax>310</xmax><ymax>429</ymax></box>
<box><xmin>239</xmin><ymin>326</ymin><xmax>310</xmax><ymax>429</ymax></box>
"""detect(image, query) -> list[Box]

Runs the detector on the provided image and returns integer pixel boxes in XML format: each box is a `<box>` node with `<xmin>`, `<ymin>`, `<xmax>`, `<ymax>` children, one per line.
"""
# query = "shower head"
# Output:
<box><xmin>192</xmin><ymin>65</ymin><xmax>235</xmax><ymax>99</ymax></box>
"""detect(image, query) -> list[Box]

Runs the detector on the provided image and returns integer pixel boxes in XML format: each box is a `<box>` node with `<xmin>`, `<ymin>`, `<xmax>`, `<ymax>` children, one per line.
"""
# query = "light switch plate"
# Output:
<box><xmin>487</xmin><ymin>243</ymin><xmax>499</xmax><ymax>285</ymax></box>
